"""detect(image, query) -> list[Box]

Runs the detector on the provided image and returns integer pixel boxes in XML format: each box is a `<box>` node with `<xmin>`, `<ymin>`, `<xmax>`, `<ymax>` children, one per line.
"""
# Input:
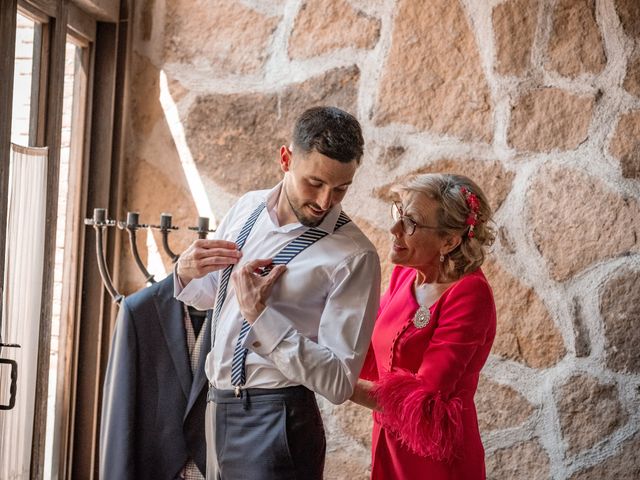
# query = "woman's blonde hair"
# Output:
<box><xmin>393</xmin><ymin>173</ymin><xmax>496</xmax><ymax>281</ymax></box>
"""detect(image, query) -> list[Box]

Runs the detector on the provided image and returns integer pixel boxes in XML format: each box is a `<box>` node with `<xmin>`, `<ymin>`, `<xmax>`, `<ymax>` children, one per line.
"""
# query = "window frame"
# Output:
<box><xmin>0</xmin><ymin>1</ymin><xmax>125</xmax><ymax>478</ymax></box>
<box><xmin>48</xmin><ymin>25</ymin><xmax>93</xmax><ymax>480</ymax></box>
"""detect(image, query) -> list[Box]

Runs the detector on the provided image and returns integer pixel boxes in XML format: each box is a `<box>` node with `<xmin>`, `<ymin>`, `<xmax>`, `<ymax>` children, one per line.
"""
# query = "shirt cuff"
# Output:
<box><xmin>243</xmin><ymin>306</ymin><xmax>292</xmax><ymax>355</ymax></box>
<box><xmin>174</xmin><ymin>273</ymin><xmax>204</xmax><ymax>305</ymax></box>
<box><xmin>172</xmin><ymin>265</ymin><xmax>185</xmax><ymax>296</ymax></box>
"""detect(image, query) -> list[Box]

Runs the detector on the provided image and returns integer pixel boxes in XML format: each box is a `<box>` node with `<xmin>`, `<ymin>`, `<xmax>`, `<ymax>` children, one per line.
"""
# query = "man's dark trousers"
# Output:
<box><xmin>205</xmin><ymin>386</ymin><xmax>326</xmax><ymax>480</ymax></box>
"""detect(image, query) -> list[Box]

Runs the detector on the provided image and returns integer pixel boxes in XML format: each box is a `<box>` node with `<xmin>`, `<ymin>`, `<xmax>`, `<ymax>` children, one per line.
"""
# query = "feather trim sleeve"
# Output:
<box><xmin>372</xmin><ymin>369</ymin><xmax>463</xmax><ymax>462</ymax></box>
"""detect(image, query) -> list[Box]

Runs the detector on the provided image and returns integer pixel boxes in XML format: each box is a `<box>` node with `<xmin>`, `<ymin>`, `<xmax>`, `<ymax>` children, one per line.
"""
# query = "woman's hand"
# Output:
<box><xmin>350</xmin><ymin>379</ymin><xmax>379</xmax><ymax>411</ymax></box>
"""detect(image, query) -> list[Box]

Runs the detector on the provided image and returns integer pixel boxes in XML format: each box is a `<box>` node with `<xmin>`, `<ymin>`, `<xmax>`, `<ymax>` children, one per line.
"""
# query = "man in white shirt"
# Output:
<box><xmin>174</xmin><ymin>106</ymin><xmax>381</xmax><ymax>480</ymax></box>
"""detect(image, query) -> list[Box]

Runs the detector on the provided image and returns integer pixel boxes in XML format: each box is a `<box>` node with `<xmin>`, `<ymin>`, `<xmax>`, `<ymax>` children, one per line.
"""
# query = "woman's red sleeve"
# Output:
<box><xmin>358</xmin><ymin>266</ymin><xmax>406</xmax><ymax>382</ymax></box>
<box><xmin>359</xmin><ymin>344</ymin><xmax>378</xmax><ymax>381</ymax></box>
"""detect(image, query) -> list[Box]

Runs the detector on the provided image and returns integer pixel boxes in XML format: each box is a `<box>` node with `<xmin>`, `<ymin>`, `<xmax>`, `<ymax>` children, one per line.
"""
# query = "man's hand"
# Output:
<box><xmin>231</xmin><ymin>258</ymin><xmax>287</xmax><ymax>324</ymax></box>
<box><xmin>176</xmin><ymin>239</ymin><xmax>242</xmax><ymax>285</ymax></box>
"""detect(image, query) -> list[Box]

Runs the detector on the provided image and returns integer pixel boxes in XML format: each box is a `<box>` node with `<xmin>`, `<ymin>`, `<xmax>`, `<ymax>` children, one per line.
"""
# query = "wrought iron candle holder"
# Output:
<box><xmin>118</xmin><ymin>211</ymin><xmax>156</xmax><ymax>285</ymax></box>
<box><xmin>150</xmin><ymin>213</ymin><xmax>180</xmax><ymax>263</ymax></box>
<box><xmin>188</xmin><ymin>216</ymin><xmax>216</xmax><ymax>239</ymax></box>
<box><xmin>84</xmin><ymin>208</ymin><xmax>124</xmax><ymax>304</ymax></box>
<box><xmin>85</xmin><ymin>209</ymin><xmax>214</xmax><ymax>306</ymax></box>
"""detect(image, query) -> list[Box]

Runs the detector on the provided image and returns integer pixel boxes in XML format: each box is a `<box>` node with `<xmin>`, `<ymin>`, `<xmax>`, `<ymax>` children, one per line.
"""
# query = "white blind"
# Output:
<box><xmin>0</xmin><ymin>144</ymin><xmax>48</xmax><ymax>479</ymax></box>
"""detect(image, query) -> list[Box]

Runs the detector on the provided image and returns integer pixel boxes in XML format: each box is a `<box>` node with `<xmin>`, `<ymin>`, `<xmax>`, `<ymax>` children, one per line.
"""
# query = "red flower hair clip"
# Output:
<box><xmin>460</xmin><ymin>186</ymin><xmax>480</xmax><ymax>238</ymax></box>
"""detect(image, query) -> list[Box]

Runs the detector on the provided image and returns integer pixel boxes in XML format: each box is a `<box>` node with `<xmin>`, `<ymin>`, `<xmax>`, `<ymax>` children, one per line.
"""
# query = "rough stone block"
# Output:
<box><xmin>556</xmin><ymin>374</ymin><xmax>626</xmax><ymax>455</ymax></box>
<box><xmin>623</xmin><ymin>53</ymin><xmax>640</xmax><ymax>98</ymax></box>
<box><xmin>570</xmin><ymin>432</ymin><xmax>640</xmax><ymax>479</ymax></box>
<box><xmin>527</xmin><ymin>166</ymin><xmax>640</xmax><ymax>281</ymax></box>
<box><xmin>476</xmin><ymin>375</ymin><xmax>535</xmax><ymax>431</ymax></box>
<box><xmin>164</xmin><ymin>0</ymin><xmax>280</xmax><ymax>75</ymax></box>
<box><xmin>484</xmin><ymin>260</ymin><xmax>565</xmax><ymax>369</ymax></box>
<box><xmin>600</xmin><ymin>268</ymin><xmax>640</xmax><ymax>373</ymax></box>
<box><xmin>323</xmin><ymin>449</ymin><xmax>371</xmax><ymax>480</ymax></box>
<box><xmin>545</xmin><ymin>0</ymin><xmax>606</xmax><ymax>77</ymax></box>
<box><xmin>184</xmin><ymin>66</ymin><xmax>360</xmax><ymax>196</ymax></box>
<box><xmin>615</xmin><ymin>0</ymin><xmax>640</xmax><ymax>39</ymax></box>
<box><xmin>508</xmin><ymin>88</ymin><xmax>594</xmax><ymax>152</ymax></box>
<box><xmin>353</xmin><ymin>216</ymin><xmax>393</xmax><ymax>288</ymax></box>
<box><xmin>609</xmin><ymin>109</ymin><xmax>640</xmax><ymax>179</ymax></box>
<box><xmin>374</xmin><ymin>0</ymin><xmax>493</xmax><ymax>143</ymax></box>
<box><xmin>493</xmin><ymin>0</ymin><xmax>538</xmax><ymax>75</ymax></box>
<box><xmin>289</xmin><ymin>0</ymin><xmax>380</xmax><ymax>59</ymax></box>
<box><xmin>334</xmin><ymin>400</ymin><xmax>372</xmax><ymax>449</ymax></box>
<box><xmin>486</xmin><ymin>440</ymin><xmax>551</xmax><ymax>479</ymax></box>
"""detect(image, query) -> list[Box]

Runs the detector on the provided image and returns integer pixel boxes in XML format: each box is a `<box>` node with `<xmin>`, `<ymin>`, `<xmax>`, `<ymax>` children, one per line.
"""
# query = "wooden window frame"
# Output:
<box><xmin>49</xmin><ymin>24</ymin><xmax>93</xmax><ymax>480</ymax></box>
<box><xmin>0</xmin><ymin>0</ymin><xmax>127</xmax><ymax>478</ymax></box>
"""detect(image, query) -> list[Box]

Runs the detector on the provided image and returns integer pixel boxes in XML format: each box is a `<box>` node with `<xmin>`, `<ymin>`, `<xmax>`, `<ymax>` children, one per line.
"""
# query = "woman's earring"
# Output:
<box><xmin>439</xmin><ymin>254</ymin><xmax>445</xmax><ymax>263</ymax></box>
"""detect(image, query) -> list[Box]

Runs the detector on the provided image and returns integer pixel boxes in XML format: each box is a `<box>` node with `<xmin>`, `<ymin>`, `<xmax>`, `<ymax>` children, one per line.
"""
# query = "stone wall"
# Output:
<box><xmin>122</xmin><ymin>1</ymin><xmax>640</xmax><ymax>478</ymax></box>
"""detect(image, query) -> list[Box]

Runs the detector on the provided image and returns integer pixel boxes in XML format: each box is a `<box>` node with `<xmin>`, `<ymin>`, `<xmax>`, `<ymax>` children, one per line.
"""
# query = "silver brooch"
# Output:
<box><xmin>413</xmin><ymin>305</ymin><xmax>431</xmax><ymax>329</ymax></box>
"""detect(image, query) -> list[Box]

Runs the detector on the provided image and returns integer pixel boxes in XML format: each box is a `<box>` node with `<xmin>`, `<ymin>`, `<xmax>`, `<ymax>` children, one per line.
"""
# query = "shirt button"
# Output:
<box><xmin>252</xmin><ymin>341</ymin><xmax>262</xmax><ymax>348</ymax></box>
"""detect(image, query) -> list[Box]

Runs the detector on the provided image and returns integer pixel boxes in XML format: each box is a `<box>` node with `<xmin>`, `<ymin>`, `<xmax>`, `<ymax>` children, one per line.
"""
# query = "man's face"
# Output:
<box><xmin>280</xmin><ymin>147</ymin><xmax>358</xmax><ymax>227</ymax></box>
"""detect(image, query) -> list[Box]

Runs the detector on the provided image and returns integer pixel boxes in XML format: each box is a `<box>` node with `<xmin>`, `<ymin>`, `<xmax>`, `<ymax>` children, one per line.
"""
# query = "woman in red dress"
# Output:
<box><xmin>351</xmin><ymin>173</ymin><xmax>496</xmax><ymax>480</ymax></box>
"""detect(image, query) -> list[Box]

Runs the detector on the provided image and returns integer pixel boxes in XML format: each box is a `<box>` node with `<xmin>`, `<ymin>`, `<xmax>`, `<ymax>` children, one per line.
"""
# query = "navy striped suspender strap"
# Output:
<box><xmin>230</xmin><ymin>211</ymin><xmax>351</xmax><ymax>390</ymax></box>
<box><xmin>210</xmin><ymin>202</ymin><xmax>266</xmax><ymax>351</ymax></box>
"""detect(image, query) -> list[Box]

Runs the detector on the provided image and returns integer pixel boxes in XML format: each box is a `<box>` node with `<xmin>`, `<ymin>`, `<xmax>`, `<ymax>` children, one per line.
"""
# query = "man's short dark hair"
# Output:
<box><xmin>292</xmin><ymin>106</ymin><xmax>364</xmax><ymax>164</ymax></box>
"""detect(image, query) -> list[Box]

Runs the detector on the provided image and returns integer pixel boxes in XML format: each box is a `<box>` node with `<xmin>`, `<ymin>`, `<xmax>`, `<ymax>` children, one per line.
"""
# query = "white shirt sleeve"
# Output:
<box><xmin>243</xmin><ymin>250</ymin><xmax>381</xmax><ymax>404</ymax></box>
<box><xmin>174</xmin><ymin>270</ymin><xmax>220</xmax><ymax>311</ymax></box>
<box><xmin>173</xmin><ymin>193</ymin><xmax>249</xmax><ymax>309</ymax></box>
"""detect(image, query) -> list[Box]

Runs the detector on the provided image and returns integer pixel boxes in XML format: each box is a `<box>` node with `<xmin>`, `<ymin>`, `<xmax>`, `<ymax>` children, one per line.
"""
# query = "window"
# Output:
<box><xmin>1</xmin><ymin>1</ymin><xmax>122</xmax><ymax>476</ymax></box>
<box><xmin>45</xmin><ymin>33</ymin><xmax>90</xmax><ymax>480</ymax></box>
<box><xmin>0</xmin><ymin>9</ymin><xmax>49</xmax><ymax>479</ymax></box>
<box><xmin>10</xmin><ymin>10</ymin><xmax>46</xmax><ymax>147</ymax></box>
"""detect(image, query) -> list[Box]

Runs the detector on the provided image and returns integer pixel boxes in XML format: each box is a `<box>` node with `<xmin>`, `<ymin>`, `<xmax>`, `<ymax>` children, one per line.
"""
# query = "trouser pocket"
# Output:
<box><xmin>216</xmin><ymin>400</ymin><xmax>296</xmax><ymax>480</ymax></box>
<box><xmin>283</xmin><ymin>396</ymin><xmax>326</xmax><ymax>479</ymax></box>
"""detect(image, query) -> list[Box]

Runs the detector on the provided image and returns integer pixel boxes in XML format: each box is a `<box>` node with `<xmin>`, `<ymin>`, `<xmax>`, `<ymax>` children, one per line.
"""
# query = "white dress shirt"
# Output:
<box><xmin>175</xmin><ymin>183</ymin><xmax>381</xmax><ymax>404</ymax></box>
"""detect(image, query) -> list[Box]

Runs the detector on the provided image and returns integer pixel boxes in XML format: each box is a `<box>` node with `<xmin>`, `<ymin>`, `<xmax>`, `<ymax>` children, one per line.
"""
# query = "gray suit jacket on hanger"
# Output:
<box><xmin>100</xmin><ymin>275</ymin><xmax>210</xmax><ymax>479</ymax></box>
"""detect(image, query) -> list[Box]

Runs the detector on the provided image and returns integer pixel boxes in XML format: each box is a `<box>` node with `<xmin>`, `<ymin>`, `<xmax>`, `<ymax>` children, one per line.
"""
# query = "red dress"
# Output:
<box><xmin>361</xmin><ymin>266</ymin><xmax>496</xmax><ymax>480</ymax></box>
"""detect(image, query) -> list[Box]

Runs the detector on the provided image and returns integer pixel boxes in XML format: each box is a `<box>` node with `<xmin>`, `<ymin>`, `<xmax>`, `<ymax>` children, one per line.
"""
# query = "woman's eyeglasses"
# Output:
<box><xmin>391</xmin><ymin>201</ymin><xmax>440</xmax><ymax>236</ymax></box>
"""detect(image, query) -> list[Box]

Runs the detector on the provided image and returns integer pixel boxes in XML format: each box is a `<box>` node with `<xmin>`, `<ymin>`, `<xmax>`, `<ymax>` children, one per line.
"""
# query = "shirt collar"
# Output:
<box><xmin>264</xmin><ymin>182</ymin><xmax>342</xmax><ymax>234</ymax></box>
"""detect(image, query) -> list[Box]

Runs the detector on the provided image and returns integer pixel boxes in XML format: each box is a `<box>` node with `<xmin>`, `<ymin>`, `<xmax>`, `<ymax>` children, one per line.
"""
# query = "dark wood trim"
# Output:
<box><xmin>28</xmin><ymin>21</ymin><xmax>44</xmax><ymax>145</ymax></box>
<box><xmin>103</xmin><ymin>0</ymin><xmax>129</xmax><ymax>329</ymax></box>
<box><xmin>70</xmin><ymin>20</ymin><xmax>119</xmax><ymax>479</ymax></box>
<box><xmin>71</xmin><ymin>0</ymin><xmax>118</xmax><ymax>22</ymax></box>
<box><xmin>0</xmin><ymin>0</ymin><xmax>18</xmax><ymax>338</ymax></box>
<box><xmin>33</xmin><ymin>18</ymin><xmax>51</xmax><ymax>147</ymax></box>
<box><xmin>68</xmin><ymin>1</ymin><xmax>95</xmax><ymax>43</ymax></box>
<box><xmin>95</xmin><ymin>3</ymin><xmax>130</xmax><ymax>475</ymax></box>
<box><xmin>30</xmin><ymin>1</ymin><xmax>68</xmax><ymax>478</ymax></box>
<box><xmin>57</xmin><ymin>35</ymin><xmax>95</xmax><ymax>480</ymax></box>
<box><xmin>20</xmin><ymin>0</ymin><xmax>58</xmax><ymax>18</ymax></box>
<box><xmin>51</xmin><ymin>36</ymin><xmax>92</xmax><ymax>479</ymax></box>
